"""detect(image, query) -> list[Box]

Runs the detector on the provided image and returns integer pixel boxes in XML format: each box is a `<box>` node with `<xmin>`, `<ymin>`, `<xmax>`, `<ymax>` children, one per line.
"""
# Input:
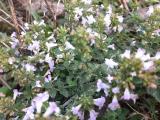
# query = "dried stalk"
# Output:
<box><xmin>8</xmin><ymin>0</ymin><xmax>22</xmax><ymax>44</ymax></box>
<box><xmin>44</xmin><ymin>0</ymin><xmax>57</xmax><ymax>27</ymax></box>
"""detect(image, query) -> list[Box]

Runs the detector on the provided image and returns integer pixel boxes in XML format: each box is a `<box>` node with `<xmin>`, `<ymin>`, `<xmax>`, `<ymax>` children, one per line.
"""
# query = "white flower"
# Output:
<box><xmin>10</xmin><ymin>32</ymin><xmax>19</xmax><ymax>48</ymax></box>
<box><xmin>154</xmin><ymin>52</ymin><xmax>160</xmax><ymax>60</ymax></box>
<box><xmin>106</xmin><ymin>74</ymin><xmax>114</xmax><ymax>83</ymax></box>
<box><xmin>28</xmin><ymin>41</ymin><xmax>40</xmax><ymax>54</ymax></box>
<box><xmin>135</xmin><ymin>48</ymin><xmax>150</xmax><ymax>61</ymax></box>
<box><xmin>8</xmin><ymin>57</ymin><xmax>15</xmax><ymax>64</ymax></box>
<box><xmin>108</xmin><ymin>44</ymin><xmax>115</xmax><ymax>50</ymax></box>
<box><xmin>108</xmin><ymin>96</ymin><xmax>120</xmax><ymax>111</ymax></box>
<box><xmin>97</xmin><ymin>79</ymin><xmax>110</xmax><ymax>96</ymax></box>
<box><xmin>88</xmin><ymin>109</ymin><xmax>98</xmax><ymax>120</ymax></box>
<box><xmin>86</xmin><ymin>15</ymin><xmax>96</xmax><ymax>25</ymax></box>
<box><xmin>117</xmin><ymin>25</ymin><xmax>123</xmax><ymax>32</ymax></box>
<box><xmin>143</xmin><ymin>61</ymin><xmax>154</xmax><ymax>71</ymax></box>
<box><xmin>105</xmin><ymin>58</ymin><xmax>118</xmax><ymax>68</ymax></box>
<box><xmin>45</xmin><ymin>54</ymin><xmax>55</xmax><ymax>72</ymax></box>
<box><xmin>146</xmin><ymin>6</ymin><xmax>154</xmax><ymax>16</ymax></box>
<box><xmin>104</xmin><ymin>14</ymin><xmax>111</xmax><ymax>27</ymax></box>
<box><xmin>121</xmin><ymin>88</ymin><xmax>131</xmax><ymax>100</ymax></box>
<box><xmin>81</xmin><ymin>0</ymin><xmax>92</xmax><ymax>5</ymax></box>
<box><xmin>130</xmin><ymin>72</ymin><xmax>137</xmax><ymax>77</ymax></box>
<box><xmin>24</xmin><ymin>63</ymin><xmax>36</xmax><ymax>72</ymax></box>
<box><xmin>112</xmin><ymin>87</ymin><xmax>120</xmax><ymax>94</ymax></box>
<box><xmin>32</xmin><ymin>92</ymin><xmax>49</xmax><ymax>113</ymax></box>
<box><xmin>131</xmin><ymin>41</ymin><xmax>136</xmax><ymax>46</ymax></box>
<box><xmin>46</xmin><ymin>42</ymin><xmax>57</xmax><ymax>52</ymax></box>
<box><xmin>94</xmin><ymin>96</ymin><xmax>106</xmax><ymax>109</ymax></box>
<box><xmin>24</xmin><ymin>23</ymin><xmax>29</xmax><ymax>30</ymax></box>
<box><xmin>121</xmin><ymin>50</ymin><xmax>131</xmax><ymax>59</ymax></box>
<box><xmin>13</xmin><ymin>89</ymin><xmax>22</xmax><ymax>100</ymax></box>
<box><xmin>35</xmin><ymin>81</ymin><xmax>42</xmax><ymax>88</ymax></box>
<box><xmin>74</xmin><ymin>7</ymin><xmax>83</xmax><ymax>16</ymax></box>
<box><xmin>43</xmin><ymin>102</ymin><xmax>60</xmax><ymax>118</ymax></box>
<box><xmin>65</xmin><ymin>41</ymin><xmax>75</xmax><ymax>50</ymax></box>
<box><xmin>117</xmin><ymin>16</ymin><xmax>123</xmax><ymax>23</ymax></box>
<box><xmin>81</xmin><ymin>17</ymin><xmax>87</xmax><ymax>26</ymax></box>
<box><xmin>22</xmin><ymin>106</ymin><xmax>35</xmax><ymax>120</ymax></box>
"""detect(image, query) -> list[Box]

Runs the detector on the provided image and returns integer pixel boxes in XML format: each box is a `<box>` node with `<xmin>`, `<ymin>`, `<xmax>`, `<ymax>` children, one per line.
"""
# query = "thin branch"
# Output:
<box><xmin>0</xmin><ymin>77</ymin><xmax>12</xmax><ymax>90</ymax></box>
<box><xmin>0</xmin><ymin>16</ymin><xmax>15</xmax><ymax>27</ymax></box>
<box><xmin>8</xmin><ymin>0</ymin><xmax>22</xmax><ymax>44</ymax></box>
<box><xmin>125</xmin><ymin>102</ymin><xmax>150</xmax><ymax>120</ymax></box>
<box><xmin>44</xmin><ymin>0</ymin><xmax>56</xmax><ymax>27</ymax></box>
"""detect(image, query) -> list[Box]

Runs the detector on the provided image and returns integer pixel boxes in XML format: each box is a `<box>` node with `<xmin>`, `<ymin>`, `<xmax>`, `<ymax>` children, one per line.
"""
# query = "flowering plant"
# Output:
<box><xmin>0</xmin><ymin>0</ymin><xmax>160</xmax><ymax>120</ymax></box>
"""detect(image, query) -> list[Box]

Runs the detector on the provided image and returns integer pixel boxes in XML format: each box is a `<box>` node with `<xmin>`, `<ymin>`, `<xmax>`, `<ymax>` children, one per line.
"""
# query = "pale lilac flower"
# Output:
<box><xmin>154</xmin><ymin>52</ymin><xmax>160</xmax><ymax>60</ymax></box>
<box><xmin>13</xmin><ymin>89</ymin><xmax>22</xmax><ymax>100</ymax></box>
<box><xmin>24</xmin><ymin>63</ymin><xmax>36</xmax><ymax>72</ymax></box>
<box><xmin>94</xmin><ymin>96</ymin><xmax>105</xmax><ymax>109</ymax></box>
<box><xmin>45</xmin><ymin>54</ymin><xmax>54</xmax><ymax>72</ymax></box>
<box><xmin>86</xmin><ymin>15</ymin><xmax>96</xmax><ymax>25</ymax></box>
<box><xmin>135</xmin><ymin>48</ymin><xmax>145</xmax><ymax>59</ymax></box>
<box><xmin>135</xmin><ymin>48</ymin><xmax>150</xmax><ymax>61</ymax></box>
<box><xmin>108</xmin><ymin>96</ymin><xmax>120</xmax><ymax>111</ymax></box>
<box><xmin>112</xmin><ymin>87</ymin><xmax>120</xmax><ymax>94</ymax></box>
<box><xmin>88</xmin><ymin>109</ymin><xmax>98</xmax><ymax>120</ymax></box>
<box><xmin>45</xmin><ymin>73</ymin><xmax>52</xmax><ymax>82</ymax></box>
<box><xmin>104</xmin><ymin>14</ymin><xmax>111</xmax><ymax>27</ymax></box>
<box><xmin>10</xmin><ymin>32</ymin><xmax>19</xmax><ymax>48</ymax></box>
<box><xmin>22</xmin><ymin>106</ymin><xmax>35</xmax><ymax>120</ymax></box>
<box><xmin>74</xmin><ymin>7</ymin><xmax>83</xmax><ymax>21</ymax></box>
<box><xmin>72</xmin><ymin>104</ymin><xmax>81</xmax><ymax>115</ymax></box>
<box><xmin>146</xmin><ymin>6</ymin><xmax>154</xmax><ymax>16</ymax></box>
<box><xmin>46</xmin><ymin>42</ymin><xmax>57</xmax><ymax>52</ymax></box>
<box><xmin>81</xmin><ymin>0</ymin><xmax>92</xmax><ymax>5</ymax></box>
<box><xmin>143</xmin><ymin>61</ymin><xmax>154</xmax><ymax>71</ymax></box>
<box><xmin>35</xmin><ymin>81</ymin><xmax>42</xmax><ymax>88</ymax></box>
<box><xmin>108</xmin><ymin>44</ymin><xmax>115</xmax><ymax>50</ymax></box>
<box><xmin>43</xmin><ymin>102</ymin><xmax>60</xmax><ymax>118</ymax></box>
<box><xmin>74</xmin><ymin>7</ymin><xmax>83</xmax><ymax>16</ymax></box>
<box><xmin>105</xmin><ymin>58</ymin><xmax>118</xmax><ymax>68</ymax></box>
<box><xmin>32</xmin><ymin>92</ymin><xmax>49</xmax><ymax>113</ymax></box>
<box><xmin>65</xmin><ymin>41</ymin><xmax>75</xmax><ymax>50</ymax></box>
<box><xmin>106</xmin><ymin>74</ymin><xmax>114</xmax><ymax>83</ymax></box>
<box><xmin>121</xmin><ymin>50</ymin><xmax>131</xmax><ymax>59</ymax></box>
<box><xmin>97</xmin><ymin>79</ymin><xmax>110</xmax><ymax>96</ymax></box>
<box><xmin>72</xmin><ymin>104</ymin><xmax>84</xmax><ymax>120</ymax></box>
<box><xmin>121</xmin><ymin>88</ymin><xmax>131</xmax><ymax>100</ymax></box>
<box><xmin>81</xmin><ymin>17</ymin><xmax>87</xmax><ymax>26</ymax></box>
<box><xmin>28</xmin><ymin>41</ymin><xmax>40</xmax><ymax>54</ymax></box>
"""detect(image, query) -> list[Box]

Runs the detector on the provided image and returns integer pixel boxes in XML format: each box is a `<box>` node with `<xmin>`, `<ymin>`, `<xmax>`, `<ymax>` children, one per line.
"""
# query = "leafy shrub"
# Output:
<box><xmin>0</xmin><ymin>0</ymin><xmax>160</xmax><ymax>120</ymax></box>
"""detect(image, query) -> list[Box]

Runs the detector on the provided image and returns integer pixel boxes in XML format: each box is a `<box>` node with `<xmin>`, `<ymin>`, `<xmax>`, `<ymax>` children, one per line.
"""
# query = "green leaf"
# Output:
<box><xmin>60</xmin><ymin>89</ymin><xmax>69</xmax><ymax>97</ymax></box>
<box><xmin>0</xmin><ymin>87</ymin><xmax>11</xmax><ymax>96</ymax></box>
<box><xmin>147</xmin><ymin>87</ymin><xmax>160</xmax><ymax>102</ymax></box>
<box><xmin>49</xmin><ymin>88</ymin><xmax>57</xmax><ymax>98</ymax></box>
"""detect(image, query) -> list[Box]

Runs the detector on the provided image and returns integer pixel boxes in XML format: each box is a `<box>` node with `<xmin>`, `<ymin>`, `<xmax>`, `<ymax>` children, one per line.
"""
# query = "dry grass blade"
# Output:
<box><xmin>8</xmin><ymin>0</ymin><xmax>22</xmax><ymax>44</ymax></box>
<box><xmin>44</xmin><ymin>0</ymin><xmax>57</xmax><ymax>26</ymax></box>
